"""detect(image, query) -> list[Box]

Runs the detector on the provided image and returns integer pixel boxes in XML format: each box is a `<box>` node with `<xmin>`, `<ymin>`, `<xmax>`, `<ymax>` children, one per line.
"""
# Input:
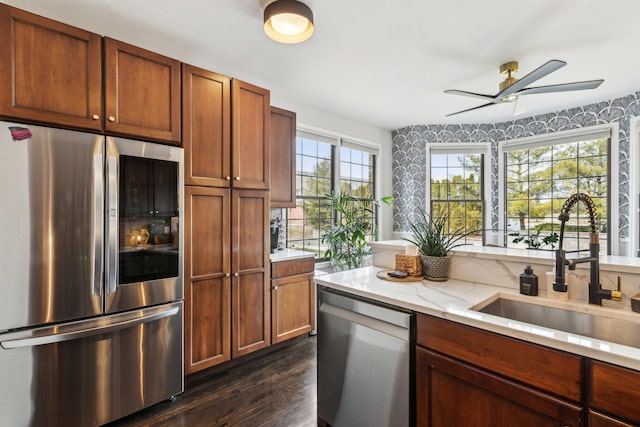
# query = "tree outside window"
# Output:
<box><xmin>430</xmin><ymin>153</ymin><xmax>484</xmax><ymax>245</ymax></box>
<box><xmin>505</xmin><ymin>138</ymin><xmax>608</xmax><ymax>253</ymax></box>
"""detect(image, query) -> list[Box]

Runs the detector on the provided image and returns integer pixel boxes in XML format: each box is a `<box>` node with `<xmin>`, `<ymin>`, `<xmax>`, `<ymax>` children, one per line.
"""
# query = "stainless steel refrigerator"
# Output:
<box><xmin>0</xmin><ymin>122</ymin><xmax>184</xmax><ymax>426</ymax></box>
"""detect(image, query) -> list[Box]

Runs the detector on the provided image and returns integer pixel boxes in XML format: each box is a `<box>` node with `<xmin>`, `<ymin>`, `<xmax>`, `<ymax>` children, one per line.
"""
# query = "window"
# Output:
<box><xmin>501</xmin><ymin>127</ymin><xmax>611</xmax><ymax>254</ymax></box>
<box><xmin>427</xmin><ymin>143</ymin><xmax>490</xmax><ymax>245</ymax></box>
<box><xmin>286</xmin><ymin>131</ymin><xmax>379</xmax><ymax>260</ymax></box>
<box><xmin>286</xmin><ymin>132</ymin><xmax>334</xmax><ymax>258</ymax></box>
<box><xmin>340</xmin><ymin>142</ymin><xmax>377</xmax><ymax>241</ymax></box>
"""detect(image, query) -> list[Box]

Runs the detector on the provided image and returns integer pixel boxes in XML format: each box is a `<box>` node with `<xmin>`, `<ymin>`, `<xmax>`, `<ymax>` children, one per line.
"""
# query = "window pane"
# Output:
<box><xmin>429</xmin><ymin>152</ymin><xmax>484</xmax><ymax>245</ymax></box>
<box><xmin>505</xmin><ymin>138</ymin><xmax>608</xmax><ymax>253</ymax></box>
<box><xmin>288</xmin><ymin>139</ymin><xmax>334</xmax><ymax>259</ymax></box>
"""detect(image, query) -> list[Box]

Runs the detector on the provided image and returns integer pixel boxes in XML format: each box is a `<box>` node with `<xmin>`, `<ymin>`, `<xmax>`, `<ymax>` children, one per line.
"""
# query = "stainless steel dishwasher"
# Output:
<box><xmin>317</xmin><ymin>286</ymin><xmax>414</xmax><ymax>427</ymax></box>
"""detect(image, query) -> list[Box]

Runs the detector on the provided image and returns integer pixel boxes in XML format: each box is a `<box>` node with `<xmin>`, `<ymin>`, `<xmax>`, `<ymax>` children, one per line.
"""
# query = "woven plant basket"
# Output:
<box><xmin>395</xmin><ymin>254</ymin><xmax>422</xmax><ymax>276</ymax></box>
<box><xmin>421</xmin><ymin>255</ymin><xmax>450</xmax><ymax>281</ymax></box>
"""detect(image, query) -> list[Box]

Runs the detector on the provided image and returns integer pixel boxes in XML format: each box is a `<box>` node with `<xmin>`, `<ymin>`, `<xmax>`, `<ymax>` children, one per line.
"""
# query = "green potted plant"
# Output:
<box><xmin>403</xmin><ymin>207</ymin><xmax>470</xmax><ymax>281</ymax></box>
<box><xmin>509</xmin><ymin>225</ymin><xmax>559</xmax><ymax>250</ymax></box>
<box><xmin>322</xmin><ymin>192</ymin><xmax>392</xmax><ymax>271</ymax></box>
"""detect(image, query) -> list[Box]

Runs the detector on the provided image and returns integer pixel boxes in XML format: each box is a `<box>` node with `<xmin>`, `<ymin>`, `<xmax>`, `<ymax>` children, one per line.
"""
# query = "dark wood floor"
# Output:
<box><xmin>107</xmin><ymin>336</ymin><xmax>317</xmax><ymax>427</ymax></box>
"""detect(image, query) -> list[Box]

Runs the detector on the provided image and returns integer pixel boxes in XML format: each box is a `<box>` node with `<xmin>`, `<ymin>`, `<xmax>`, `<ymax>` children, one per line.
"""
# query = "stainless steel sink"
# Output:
<box><xmin>473</xmin><ymin>296</ymin><xmax>640</xmax><ymax>349</ymax></box>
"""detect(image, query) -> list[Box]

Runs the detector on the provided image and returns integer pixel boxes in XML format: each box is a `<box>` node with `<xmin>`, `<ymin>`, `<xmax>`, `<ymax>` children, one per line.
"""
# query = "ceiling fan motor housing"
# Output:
<box><xmin>499</xmin><ymin>61</ymin><xmax>519</xmax><ymax>93</ymax></box>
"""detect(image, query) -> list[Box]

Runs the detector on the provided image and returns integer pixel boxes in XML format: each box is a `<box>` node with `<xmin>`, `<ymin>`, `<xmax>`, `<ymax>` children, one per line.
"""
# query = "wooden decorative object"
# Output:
<box><xmin>395</xmin><ymin>254</ymin><xmax>422</xmax><ymax>276</ymax></box>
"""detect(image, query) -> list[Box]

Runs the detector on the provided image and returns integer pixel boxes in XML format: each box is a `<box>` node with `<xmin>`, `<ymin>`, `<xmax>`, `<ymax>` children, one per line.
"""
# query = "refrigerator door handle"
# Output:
<box><xmin>106</xmin><ymin>140</ymin><xmax>119</xmax><ymax>295</ymax></box>
<box><xmin>92</xmin><ymin>152</ymin><xmax>104</xmax><ymax>296</ymax></box>
<box><xmin>0</xmin><ymin>306</ymin><xmax>180</xmax><ymax>349</ymax></box>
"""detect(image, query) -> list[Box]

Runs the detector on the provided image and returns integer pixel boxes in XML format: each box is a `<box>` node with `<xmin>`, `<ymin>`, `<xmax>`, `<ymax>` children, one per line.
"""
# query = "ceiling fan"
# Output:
<box><xmin>444</xmin><ymin>60</ymin><xmax>604</xmax><ymax>117</ymax></box>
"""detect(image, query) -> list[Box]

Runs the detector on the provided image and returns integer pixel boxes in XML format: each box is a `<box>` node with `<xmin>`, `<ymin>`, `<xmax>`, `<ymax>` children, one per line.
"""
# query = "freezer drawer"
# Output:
<box><xmin>0</xmin><ymin>301</ymin><xmax>184</xmax><ymax>427</ymax></box>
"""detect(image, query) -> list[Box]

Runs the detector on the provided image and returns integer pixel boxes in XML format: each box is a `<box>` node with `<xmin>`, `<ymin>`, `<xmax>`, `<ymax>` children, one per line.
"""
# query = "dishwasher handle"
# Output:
<box><xmin>319</xmin><ymin>301</ymin><xmax>409</xmax><ymax>341</ymax></box>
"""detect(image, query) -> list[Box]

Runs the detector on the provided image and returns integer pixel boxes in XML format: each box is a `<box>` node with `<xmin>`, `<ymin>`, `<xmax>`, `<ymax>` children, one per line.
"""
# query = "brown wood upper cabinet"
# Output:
<box><xmin>0</xmin><ymin>4</ymin><xmax>103</xmax><ymax>131</ymax></box>
<box><xmin>104</xmin><ymin>37</ymin><xmax>181</xmax><ymax>144</ymax></box>
<box><xmin>269</xmin><ymin>107</ymin><xmax>296</xmax><ymax>207</ymax></box>
<box><xmin>182</xmin><ymin>73</ymin><xmax>269</xmax><ymax>189</ymax></box>
<box><xmin>182</xmin><ymin>64</ymin><xmax>231</xmax><ymax>187</ymax></box>
<box><xmin>231</xmin><ymin>79</ymin><xmax>270</xmax><ymax>190</ymax></box>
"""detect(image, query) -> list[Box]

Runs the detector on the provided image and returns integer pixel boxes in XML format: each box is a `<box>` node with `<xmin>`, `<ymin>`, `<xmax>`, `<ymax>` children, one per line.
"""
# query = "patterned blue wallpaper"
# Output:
<box><xmin>392</xmin><ymin>91</ymin><xmax>640</xmax><ymax>239</ymax></box>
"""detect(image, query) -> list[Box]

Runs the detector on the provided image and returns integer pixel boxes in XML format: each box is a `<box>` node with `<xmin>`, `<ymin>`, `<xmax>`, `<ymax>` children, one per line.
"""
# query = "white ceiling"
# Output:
<box><xmin>6</xmin><ymin>0</ymin><xmax>640</xmax><ymax>130</ymax></box>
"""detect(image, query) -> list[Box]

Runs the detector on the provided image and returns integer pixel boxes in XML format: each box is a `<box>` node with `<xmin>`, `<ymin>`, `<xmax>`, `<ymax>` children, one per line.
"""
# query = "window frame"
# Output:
<box><xmin>426</xmin><ymin>142</ymin><xmax>492</xmax><ymax>245</ymax></box>
<box><xmin>630</xmin><ymin>116</ymin><xmax>640</xmax><ymax>257</ymax></box>
<box><xmin>287</xmin><ymin>127</ymin><xmax>382</xmax><ymax>262</ymax></box>
<box><xmin>498</xmin><ymin>124</ymin><xmax>620</xmax><ymax>255</ymax></box>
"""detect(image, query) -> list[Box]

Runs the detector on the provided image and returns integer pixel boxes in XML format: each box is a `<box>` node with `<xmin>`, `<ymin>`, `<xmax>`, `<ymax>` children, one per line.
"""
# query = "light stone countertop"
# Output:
<box><xmin>269</xmin><ymin>248</ymin><xmax>315</xmax><ymax>263</ymax></box>
<box><xmin>315</xmin><ymin>265</ymin><xmax>640</xmax><ymax>371</ymax></box>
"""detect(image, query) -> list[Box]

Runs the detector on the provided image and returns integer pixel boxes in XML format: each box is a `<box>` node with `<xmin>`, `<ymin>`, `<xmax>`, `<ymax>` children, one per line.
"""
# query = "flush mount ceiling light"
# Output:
<box><xmin>263</xmin><ymin>0</ymin><xmax>314</xmax><ymax>44</ymax></box>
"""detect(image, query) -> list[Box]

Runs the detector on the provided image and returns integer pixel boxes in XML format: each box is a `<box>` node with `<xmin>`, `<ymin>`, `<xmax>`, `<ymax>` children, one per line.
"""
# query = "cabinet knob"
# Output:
<box><xmin>234</xmin><ymin>272</ymin><xmax>239</xmax><ymax>277</ymax></box>
<box><xmin>225</xmin><ymin>273</ymin><xmax>231</xmax><ymax>278</ymax></box>
<box><xmin>108</xmin><ymin>116</ymin><xmax>116</xmax><ymax>122</ymax></box>
<box><xmin>225</xmin><ymin>176</ymin><xmax>231</xmax><ymax>180</ymax></box>
<box><xmin>235</xmin><ymin>176</ymin><xmax>240</xmax><ymax>181</ymax></box>
<box><xmin>273</xmin><ymin>286</ymin><xmax>278</xmax><ymax>291</ymax></box>
<box><xmin>149</xmin><ymin>211</ymin><xmax>154</xmax><ymax>215</ymax></box>
<box><xmin>92</xmin><ymin>114</ymin><xmax>100</xmax><ymax>120</ymax></box>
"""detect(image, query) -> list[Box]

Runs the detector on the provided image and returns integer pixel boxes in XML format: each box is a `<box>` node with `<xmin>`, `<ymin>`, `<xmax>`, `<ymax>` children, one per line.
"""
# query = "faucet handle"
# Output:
<box><xmin>611</xmin><ymin>276</ymin><xmax>623</xmax><ymax>302</ymax></box>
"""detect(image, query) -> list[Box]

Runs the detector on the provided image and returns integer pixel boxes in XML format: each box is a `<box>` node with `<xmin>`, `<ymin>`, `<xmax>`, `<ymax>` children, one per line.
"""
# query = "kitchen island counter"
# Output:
<box><xmin>315</xmin><ymin>266</ymin><xmax>640</xmax><ymax>370</ymax></box>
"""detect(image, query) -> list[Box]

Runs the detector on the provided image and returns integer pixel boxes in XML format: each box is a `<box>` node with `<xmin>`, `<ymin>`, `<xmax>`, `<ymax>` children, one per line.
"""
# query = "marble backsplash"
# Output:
<box><xmin>370</xmin><ymin>241</ymin><xmax>640</xmax><ymax>310</ymax></box>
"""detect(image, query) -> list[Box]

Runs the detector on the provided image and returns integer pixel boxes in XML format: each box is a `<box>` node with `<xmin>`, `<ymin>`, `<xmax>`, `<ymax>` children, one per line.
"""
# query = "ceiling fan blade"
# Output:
<box><xmin>516</xmin><ymin>79</ymin><xmax>604</xmax><ymax>95</ymax></box>
<box><xmin>446</xmin><ymin>102</ymin><xmax>495</xmax><ymax>117</ymax></box>
<box><xmin>513</xmin><ymin>95</ymin><xmax>528</xmax><ymax>116</ymax></box>
<box><xmin>444</xmin><ymin>89</ymin><xmax>496</xmax><ymax>101</ymax></box>
<box><xmin>497</xmin><ymin>59</ymin><xmax>567</xmax><ymax>99</ymax></box>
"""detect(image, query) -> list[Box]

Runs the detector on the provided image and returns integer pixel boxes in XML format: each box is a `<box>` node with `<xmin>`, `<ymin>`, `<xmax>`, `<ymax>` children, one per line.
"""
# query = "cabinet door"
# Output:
<box><xmin>416</xmin><ymin>347</ymin><xmax>583</xmax><ymax>427</ymax></box>
<box><xmin>231</xmin><ymin>190</ymin><xmax>270</xmax><ymax>357</ymax></box>
<box><xmin>0</xmin><ymin>4</ymin><xmax>102</xmax><ymax>130</ymax></box>
<box><xmin>269</xmin><ymin>107</ymin><xmax>296</xmax><ymax>207</ymax></box>
<box><xmin>182</xmin><ymin>64</ymin><xmax>231</xmax><ymax>187</ymax></box>
<box><xmin>591</xmin><ymin>360</ymin><xmax>640</xmax><ymax>426</ymax></box>
<box><xmin>184</xmin><ymin>186</ymin><xmax>231</xmax><ymax>373</ymax></box>
<box><xmin>231</xmin><ymin>79</ymin><xmax>270</xmax><ymax>190</ymax></box>
<box><xmin>271</xmin><ymin>272</ymin><xmax>314</xmax><ymax>343</ymax></box>
<box><xmin>104</xmin><ymin>38</ymin><xmax>181</xmax><ymax>144</ymax></box>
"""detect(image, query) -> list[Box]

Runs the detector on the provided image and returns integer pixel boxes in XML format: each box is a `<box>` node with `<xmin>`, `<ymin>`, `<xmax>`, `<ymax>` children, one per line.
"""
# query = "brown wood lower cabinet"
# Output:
<box><xmin>184</xmin><ymin>186</ymin><xmax>230</xmax><ymax>373</ymax></box>
<box><xmin>184</xmin><ymin>187</ymin><xmax>269</xmax><ymax>373</ymax></box>
<box><xmin>590</xmin><ymin>360</ymin><xmax>640</xmax><ymax>426</ymax></box>
<box><xmin>416</xmin><ymin>313</ymin><xmax>584</xmax><ymax>427</ymax></box>
<box><xmin>231</xmin><ymin>190</ymin><xmax>270</xmax><ymax>358</ymax></box>
<box><xmin>270</xmin><ymin>258</ymin><xmax>315</xmax><ymax>343</ymax></box>
<box><xmin>416</xmin><ymin>347</ymin><xmax>583</xmax><ymax>427</ymax></box>
<box><xmin>589</xmin><ymin>411</ymin><xmax>635</xmax><ymax>427</ymax></box>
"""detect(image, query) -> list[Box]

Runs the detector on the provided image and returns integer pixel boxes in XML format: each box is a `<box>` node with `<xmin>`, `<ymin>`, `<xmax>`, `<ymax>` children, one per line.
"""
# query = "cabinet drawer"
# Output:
<box><xmin>589</xmin><ymin>410</ymin><xmax>634</xmax><ymax>427</ymax></box>
<box><xmin>591</xmin><ymin>360</ymin><xmax>640</xmax><ymax>425</ymax></box>
<box><xmin>271</xmin><ymin>258</ymin><xmax>314</xmax><ymax>278</ymax></box>
<box><xmin>417</xmin><ymin>314</ymin><xmax>583</xmax><ymax>402</ymax></box>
